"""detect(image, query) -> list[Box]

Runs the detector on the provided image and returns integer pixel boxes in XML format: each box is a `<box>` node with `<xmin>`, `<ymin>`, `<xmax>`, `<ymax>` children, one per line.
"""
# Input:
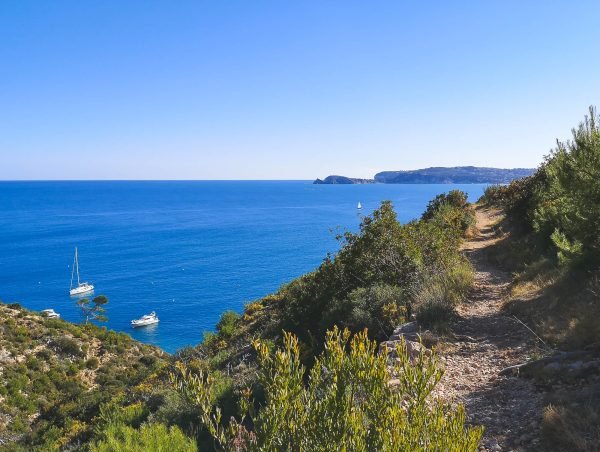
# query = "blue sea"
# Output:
<box><xmin>0</xmin><ymin>181</ymin><xmax>486</xmax><ymax>353</ymax></box>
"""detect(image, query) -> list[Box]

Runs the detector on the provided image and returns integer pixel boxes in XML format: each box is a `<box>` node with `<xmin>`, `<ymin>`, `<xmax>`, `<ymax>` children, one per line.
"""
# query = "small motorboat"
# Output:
<box><xmin>131</xmin><ymin>311</ymin><xmax>159</xmax><ymax>328</ymax></box>
<box><xmin>42</xmin><ymin>309</ymin><xmax>60</xmax><ymax>319</ymax></box>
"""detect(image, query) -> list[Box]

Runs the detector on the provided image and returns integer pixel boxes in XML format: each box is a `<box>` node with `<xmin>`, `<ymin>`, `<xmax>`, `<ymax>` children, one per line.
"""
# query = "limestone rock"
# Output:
<box><xmin>380</xmin><ymin>338</ymin><xmax>430</xmax><ymax>362</ymax></box>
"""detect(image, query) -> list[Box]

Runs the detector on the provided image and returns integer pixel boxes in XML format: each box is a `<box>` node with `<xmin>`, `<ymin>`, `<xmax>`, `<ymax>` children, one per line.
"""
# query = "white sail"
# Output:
<box><xmin>357</xmin><ymin>202</ymin><xmax>362</xmax><ymax>209</ymax></box>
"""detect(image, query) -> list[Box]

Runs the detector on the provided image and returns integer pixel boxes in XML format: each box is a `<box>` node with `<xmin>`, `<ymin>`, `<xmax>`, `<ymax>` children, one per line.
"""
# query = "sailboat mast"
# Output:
<box><xmin>75</xmin><ymin>247</ymin><xmax>81</xmax><ymax>285</ymax></box>
<box><xmin>70</xmin><ymin>249</ymin><xmax>76</xmax><ymax>290</ymax></box>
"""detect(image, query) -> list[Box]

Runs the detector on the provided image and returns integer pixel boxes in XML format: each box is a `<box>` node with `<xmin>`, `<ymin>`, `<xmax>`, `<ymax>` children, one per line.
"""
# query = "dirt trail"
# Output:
<box><xmin>432</xmin><ymin>207</ymin><xmax>544</xmax><ymax>451</ymax></box>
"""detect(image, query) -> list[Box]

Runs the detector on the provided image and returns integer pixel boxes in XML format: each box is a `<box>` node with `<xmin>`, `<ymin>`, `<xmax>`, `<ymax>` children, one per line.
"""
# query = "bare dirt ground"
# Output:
<box><xmin>432</xmin><ymin>206</ymin><xmax>545</xmax><ymax>451</ymax></box>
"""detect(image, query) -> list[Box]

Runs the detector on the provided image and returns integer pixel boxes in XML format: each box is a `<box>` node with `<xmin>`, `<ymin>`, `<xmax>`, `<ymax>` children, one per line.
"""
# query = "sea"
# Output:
<box><xmin>0</xmin><ymin>181</ymin><xmax>486</xmax><ymax>353</ymax></box>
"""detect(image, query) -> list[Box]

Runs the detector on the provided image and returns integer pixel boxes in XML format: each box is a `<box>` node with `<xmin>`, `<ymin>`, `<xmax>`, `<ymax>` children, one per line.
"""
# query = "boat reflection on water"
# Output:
<box><xmin>130</xmin><ymin>321</ymin><xmax>159</xmax><ymax>341</ymax></box>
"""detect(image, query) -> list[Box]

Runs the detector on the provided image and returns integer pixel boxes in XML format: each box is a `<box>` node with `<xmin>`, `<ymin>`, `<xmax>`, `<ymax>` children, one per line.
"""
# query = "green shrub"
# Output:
<box><xmin>479</xmin><ymin>184</ymin><xmax>505</xmax><ymax>205</ymax></box>
<box><xmin>413</xmin><ymin>259</ymin><xmax>473</xmax><ymax>332</ymax></box>
<box><xmin>86</xmin><ymin>357</ymin><xmax>100</xmax><ymax>369</ymax></box>
<box><xmin>281</xmin><ymin>202</ymin><xmax>424</xmax><ymax>346</ymax></box>
<box><xmin>52</xmin><ymin>337</ymin><xmax>84</xmax><ymax>358</ymax></box>
<box><xmin>322</xmin><ymin>283</ymin><xmax>408</xmax><ymax>340</ymax></box>
<box><xmin>92</xmin><ymin>422</ymin><xmax>197</xmax><ymax>452</ymax></box>
<box><xmin>139</xmin><ymin>354</ymin><xmax>157</xmax><ymax>367</ymax></box>
<box><xmin>483</xmin><ymin>107</ymin><xmax>600</xmax><ymax>267</ymax></box>
<box><xmin>416</xmin><ymin>299</ymin><xmax>456</xmax><ymax>333</ymax></box>
<box><xmin>171</xmin><ymin>327</ymin><xmax>483</xmax><ymax>450</ymax></box>
<box><xmin>422</xmin><ymin>190</ymin><xmax>475</xmax><ymax>237</ymax></box>
<box><xmin>146</xmin><ymin>389</ymin><xmax>198</xmax><ymax>429</ymax></box>
<box><xmin>216</xmin><ymin>311</ymin><xmax>240</xmax><ymax>339</ymax></box>
<box><xmin>422</xmin><ymin>189</ymin><xmax>468</xmax><ymax>220</ymax></box>
<box><xmin>95</xmin><ymin>400</ymin><xmax>150</xmax><ymax>431</ymax></box>
<box><xmin>532</xmin><ymin>107</ymin><xmax>600</xmax><ymax>265</ymax></box>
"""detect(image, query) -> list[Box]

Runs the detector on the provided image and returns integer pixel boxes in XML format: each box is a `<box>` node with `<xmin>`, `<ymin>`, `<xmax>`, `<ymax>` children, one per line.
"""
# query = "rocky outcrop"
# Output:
<box><xmin>379</xmin><ymin>322</ymin><xmax>431</xmax><ymax>363</ymax></box>
<box><xmin>500</xmin><ymin>350</ymin><xmax>600</xmax><ymax>381</ymax></box>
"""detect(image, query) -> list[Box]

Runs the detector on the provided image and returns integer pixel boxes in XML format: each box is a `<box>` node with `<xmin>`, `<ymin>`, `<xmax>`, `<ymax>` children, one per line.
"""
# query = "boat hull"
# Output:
<box><xmin>70</xmin><ymin>284</ymin><xmax>94</xmax><ymax>296</ymax></box>
<box><xmin>131</xmin><ymin>319</ymin><xmax>159</xmax><ymax>328</ymax></box>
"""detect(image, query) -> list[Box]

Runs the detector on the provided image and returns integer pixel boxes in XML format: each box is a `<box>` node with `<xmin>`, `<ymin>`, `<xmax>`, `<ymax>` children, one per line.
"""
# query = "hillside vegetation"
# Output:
<box><xmin>479</xmin><ymin>106</ymin><xmax>600</xmax><ymax>450</ymax></box>
<box><xmin>0</xmin><ymin>303</ymin><xmax>174</xmax><ymax>450</ymax></box>
<box><xmin>165</xmin><ymin>190</ymin><xmax>479</xmax><ymax>450</ymax></box>
<box><xmin>375</xmin><ymin>166</ymin><xmax>534</xmax><ymax>184</ymax></box>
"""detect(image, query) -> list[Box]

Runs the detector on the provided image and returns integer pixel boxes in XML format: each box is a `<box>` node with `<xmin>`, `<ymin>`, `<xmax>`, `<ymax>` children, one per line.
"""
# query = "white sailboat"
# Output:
<box><xmin>357</xmin><ymin>201</ymin><xmax>362</xmax><ymax>209</ymax></box>
<box><xmin>69</xmin><ymin>247</ymin><xmax>94</xmax><ymax>296</ymax></box>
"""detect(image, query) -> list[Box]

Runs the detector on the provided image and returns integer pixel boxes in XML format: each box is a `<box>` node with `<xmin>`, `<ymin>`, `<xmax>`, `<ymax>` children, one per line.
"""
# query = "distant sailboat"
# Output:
<box><xmin>69</xmin><ymin>247</ymin><xmax>94</xmax><ymax>296</ymax></box>
<box><xmin>357</xmin><ymin>201</ymin><xmax>362</xmax><ymax>209</ymax></box>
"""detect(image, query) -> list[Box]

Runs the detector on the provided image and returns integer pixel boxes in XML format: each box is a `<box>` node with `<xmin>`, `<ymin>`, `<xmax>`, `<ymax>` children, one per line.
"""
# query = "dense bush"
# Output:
<box><xmin>481</xmin><ymin>106</ymin><xmax>600</xmax><ymax>267</ymax></box>
<box><xmin>277</xmin><ymin>200</ymin><xmax>472</xmax><ymax>354</ymax></box>
<box><xmin>422</xmin><ymin>189</ymin><xmax>474</xmax><ymax>234</ymax></box>
<box><xmin>422</xmin><ymin>189</ymin><xmax>467</xmax><ymax>219</ymax></box>
<box><xmin>533</xmin><ymin>107</ymin><xmax>600</xmax><ymax>265</ymax></box>
<box><xmin>92</xmin><ymin>423</ymin><xmax>197</xmax><ymax>452</ymax></box>
<box><xmin>52</xmin><ymin>336</ymin><xmax>85</xmax><ymax>358</ymax></box>
<box><xmin>216</xmin><ymin>310</ymin><xmax>240</xmax><ymax>339</ymax></box>
<box><xmin>171</xmin><ymin>327</ymin><xmax>483</xmax><ymax>450</ymax></box>
<box><xmin>414</xmin><ymin>259</ymin><xmax>474</xmax><ymax>332</ymax></box>
<box><xmin>321</xmin><ymin>283</ymin><xmax>408</xmax><ymax>341</ymax></box>
<box><xmin>480</xmin><ymin>174</ymin><xmax>543</xmax><ymax>233</ymax></box>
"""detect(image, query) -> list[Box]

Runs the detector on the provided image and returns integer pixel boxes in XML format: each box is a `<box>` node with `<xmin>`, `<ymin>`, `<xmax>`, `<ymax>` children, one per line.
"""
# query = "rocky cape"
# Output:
<box><xmin>314</xmin><ymin>166</ymin><xmax>535</xmax><ymax>184</ymax></box>
<box><xmin>313</xmin><ymin>175</ymin><xmax>375</xmax><ymax>184</ymax></box>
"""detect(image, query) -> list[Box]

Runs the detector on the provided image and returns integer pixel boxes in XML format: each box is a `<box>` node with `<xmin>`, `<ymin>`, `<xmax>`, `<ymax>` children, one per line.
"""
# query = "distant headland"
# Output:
<box><xmin>314</xmin><ymin>166</ymin><xmax>535</xmax><ymax>184</ymax></box>
<box><xmin>313</xmin><ymin>175</ymin><xmax>375</xmax><ymax>184</ymax></box>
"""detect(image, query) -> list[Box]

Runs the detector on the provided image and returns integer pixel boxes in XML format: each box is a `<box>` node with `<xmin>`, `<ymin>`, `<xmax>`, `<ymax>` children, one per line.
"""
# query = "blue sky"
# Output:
<box><xmin>1</xmin><ymin>1</ymin><xmax>599</xmax><ymax>180</ymax></box>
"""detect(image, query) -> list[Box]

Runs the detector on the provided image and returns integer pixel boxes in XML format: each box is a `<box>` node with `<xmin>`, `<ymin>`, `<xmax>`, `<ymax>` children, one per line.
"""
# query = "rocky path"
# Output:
<box><xmin>432</xmin><ymin>207</ymin><xmax>545</xmax><ymax>451</ymax></box>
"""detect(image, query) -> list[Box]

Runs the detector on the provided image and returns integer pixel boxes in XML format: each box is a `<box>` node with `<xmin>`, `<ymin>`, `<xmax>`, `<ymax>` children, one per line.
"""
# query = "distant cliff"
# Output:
<box><xmin>374</xmin><ymin>166</ymin><xmax>534</xmax><ymax>184</ymax></box>
<box><xmin>314</xmin><ymin>175</ymin><xmax>375</xmax><ymax>184</ymax></box>
<box><xmin>314</xmin><ymin>167</ymin><xmax>535</xmax><ymax>184</ymax></box>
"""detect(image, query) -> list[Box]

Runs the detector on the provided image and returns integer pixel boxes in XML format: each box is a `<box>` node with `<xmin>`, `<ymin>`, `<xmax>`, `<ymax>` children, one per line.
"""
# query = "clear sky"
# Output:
<box><xmin>1</xmin><ymin>1</ymin><xmax>599</xmax><ymax>180</ymax></box>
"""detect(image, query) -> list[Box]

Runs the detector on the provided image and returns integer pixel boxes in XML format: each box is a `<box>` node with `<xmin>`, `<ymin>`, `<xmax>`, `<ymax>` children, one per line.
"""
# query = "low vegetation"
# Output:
<box><xmin>0</xmin><ymin>303</ymin><xmax>168</xmax><ymax>450</ymax></box>
<box><xmin>479</xmin><ymin>106</ymin><xmax>600</xmax><ymax>451</ymax></box>
<box><xmin>171</xmin><ymin>328</ymin><xmax>483</xmax><ymax>451</ymax></box>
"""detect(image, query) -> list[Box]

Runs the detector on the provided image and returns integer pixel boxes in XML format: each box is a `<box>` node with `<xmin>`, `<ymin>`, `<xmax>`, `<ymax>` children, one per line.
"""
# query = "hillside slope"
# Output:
<box><xmin>375</xmin><ymin>167</ymin><xmax>534</xmax><ymax>184</ymax></box>
<box><xmin>0</xmin><ymin>303</ymin><xmax>167</xmax><ymax>449</ymax></box>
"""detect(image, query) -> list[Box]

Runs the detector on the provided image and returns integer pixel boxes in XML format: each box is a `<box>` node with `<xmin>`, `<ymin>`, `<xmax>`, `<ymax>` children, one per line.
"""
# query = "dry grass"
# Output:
<box><xmin>414</xmin><ymin>259</ymin><xmax>475</xmax><ymax>333</ymax></box>
<box><xmin>510</xmin><ymin>258</ymin><xmax>562</xmax><ymax>299</ymax></box>
<box><xmin>541</xmin><ymin>383</ymin><xmax>600</xmax><ymax>451</ymax></box>
<box><xmin>490</xmin><ymin>231</ymin><xmax>600</xmax><ymax>448</ymax></box>
<box><xmin>504</xmin><ymin>267</ymin><xmax>600</xmax><ymax>349</ymax></box>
